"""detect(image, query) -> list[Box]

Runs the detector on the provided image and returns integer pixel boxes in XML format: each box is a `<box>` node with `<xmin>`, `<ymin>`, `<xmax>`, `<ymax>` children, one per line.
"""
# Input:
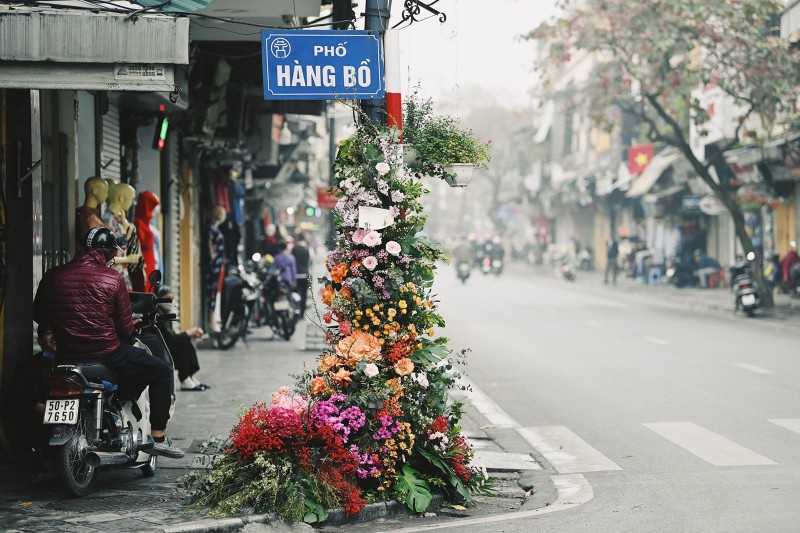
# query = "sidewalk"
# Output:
<box><xmin>0</xmin><ymin>315</ymin><xmax>551</xmax><ymax>532</ymax></box>
<box><xmin>522</xmin><ymin>262</ymin><xmax>800</xmax><ymax>324</ymax></box>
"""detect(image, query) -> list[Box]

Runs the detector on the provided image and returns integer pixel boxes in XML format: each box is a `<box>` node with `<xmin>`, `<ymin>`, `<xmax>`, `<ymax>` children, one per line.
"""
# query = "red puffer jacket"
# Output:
<box><xmin>33</xmin><ymin>248</ymin><xmax>134</xmax><ymax>359</ymax></box>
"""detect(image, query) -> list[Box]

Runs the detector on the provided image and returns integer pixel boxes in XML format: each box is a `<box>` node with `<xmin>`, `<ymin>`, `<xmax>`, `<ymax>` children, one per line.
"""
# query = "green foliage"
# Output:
<box><xmin>396</xmin><ymin>465</ymin><xmax>433</xmax><ymax>513</ymax></box>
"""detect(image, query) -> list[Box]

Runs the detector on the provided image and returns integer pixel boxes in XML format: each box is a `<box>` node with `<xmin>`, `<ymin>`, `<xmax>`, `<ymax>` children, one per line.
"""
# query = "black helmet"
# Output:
<box><xmin>85</xmin><ymin>227</ymin><xmax>120</xmax><ymax>262</ymax></box>
<box><xmin>85</xmin><ymin>227</ymin><xmax>117</xmax><ymax>249</ymax></box>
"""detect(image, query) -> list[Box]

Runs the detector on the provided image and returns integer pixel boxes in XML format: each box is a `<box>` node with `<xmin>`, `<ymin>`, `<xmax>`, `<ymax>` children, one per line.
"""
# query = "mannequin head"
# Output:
<box><xmin>266</xmin><ymin>223</ymin><xmax>276</xmax><ymax>237</ymax></box>
<box><xmin>83</xmin><ymin>177</ymin><xmax>109</xmax><ymax>207</ymax></box>
<box><xmin>212</xmin><ymin>206</ymin><xmax>227</xmax><ymax>225</ymax></box>
<box><xmin>109</xmin><ymin>183</ymin><xmax>136</xmax><ymax>212</ymax></box>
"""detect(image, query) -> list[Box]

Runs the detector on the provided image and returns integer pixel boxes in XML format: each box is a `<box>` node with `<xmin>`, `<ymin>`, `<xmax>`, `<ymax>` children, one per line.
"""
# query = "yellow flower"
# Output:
<box><xmin>427</xmin><ymin>328</ymin><xmax>435</xmax><ymax>336</ymax></box>
<box><xmin>401</xmin><ymin>309</ymin><xmax>407</xmax><ymax>314</ymax></box>
<box><xmin>398</xmin><ymin>300</ymin><xmax>407</xmax><ymax>309</ymax></box>
<box><xmin>387</xmin><ymin>308</ymin><xmax>397</xmax><ymax>318</ymax></box>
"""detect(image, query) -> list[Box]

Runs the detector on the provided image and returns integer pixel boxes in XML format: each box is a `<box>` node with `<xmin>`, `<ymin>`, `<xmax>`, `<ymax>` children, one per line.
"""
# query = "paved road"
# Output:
<box><xmin>414</xmin><ymin>263</ymin><xmax>800</xmax><ymax>533</ymax></box>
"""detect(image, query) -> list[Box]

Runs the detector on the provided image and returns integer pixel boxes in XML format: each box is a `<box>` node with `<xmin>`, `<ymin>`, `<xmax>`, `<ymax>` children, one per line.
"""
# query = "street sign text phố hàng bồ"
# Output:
<box><xmin>261</xmin><ymin>30</ymin><xmax>384</xmax><ymax>100</ymax></box>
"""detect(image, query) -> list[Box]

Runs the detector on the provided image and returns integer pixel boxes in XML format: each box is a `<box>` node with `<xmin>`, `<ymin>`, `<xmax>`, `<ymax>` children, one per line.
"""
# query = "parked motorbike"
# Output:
<box><xmin>249</xmin><ymin>253</ymin><xmax>300</xmax><ymax>341</ymax></box>
<box><xmin>732</xmin><ymin>252</ymin><xmax>761</xmax><ymax>317</ymax></box>
<box><xmin>456</xmin><ymin>260</ymin><xmax>471</xmax><ymax>284</ymax></box>
<box><xmin>665</xmin><ymin>255</ymin><xmax>697</xmax><ymax>288</ymax></box>
<box><xmin>215</xmin><ymin>263</ymin><xmax>260</xmax><ymax>350</ymax></box>
<box><xmin>44</xmin><ymin>271</ymin><xmax>175</xmax><ymax>496</ymax></box>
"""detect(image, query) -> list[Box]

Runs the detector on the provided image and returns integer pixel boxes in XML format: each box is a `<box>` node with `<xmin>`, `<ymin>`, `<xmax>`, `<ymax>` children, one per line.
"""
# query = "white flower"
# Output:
<box><xmin>386</xmin><ymin>240</ymin><xmax>402</xmax><ymax>256</ymax></box>
<box><xmin>391</xmin><ymin>190</ymin><xmax>405</xmax><ymax>203</ymax></box>
<box><xmin>364</xmin><ymin>363</ymin><xmax>379</xmax><ymax>378</ymax></box>
<box><xmin>375</xmin><ymin>162</ymin><xmax>390</xmax><ymax>176</ymax></box>
<box><xmin>363</xmin><ymin>230</ymin><xmax>382</xmax><ymax>247</ymax></box>
<box><xmin>362</xmin><ymin>256</ymin><xmax>378</xmax><ymax>270</ymax></box>
<box><xmin>415</xmin><ymin>372</ymin><xmax>429</xmax><ymax>388</ymax></box>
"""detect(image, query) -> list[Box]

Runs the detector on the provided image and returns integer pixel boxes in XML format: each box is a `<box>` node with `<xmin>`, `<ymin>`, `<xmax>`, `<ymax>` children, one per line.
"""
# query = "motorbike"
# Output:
<box><xmin>249</xmin><ymin>253</ymin><xmax>300</xmax><ymax>341</ymax></box>
<box><xmin>732</xmin><ymin>253</ymin><xmax>761</xmax><ymax>317</ymax></box>
<box><xmin>215</xmin><ymin>263</ymin><xmax>261</xmax><ymax>350</ymax></box>
<box><xmin>665</xmin><ymin>255</ymin><xmax>697</xmax><ymax>288</ymax></box>
<box><xmin>44</xmin><ymin>270</ymin><xmax>175</xmax><ymax>496</ymax></box>
<box><xmin>455</xmin><ymin>260</ymin><xmax>471</xmax><ymax>284</ymax></box>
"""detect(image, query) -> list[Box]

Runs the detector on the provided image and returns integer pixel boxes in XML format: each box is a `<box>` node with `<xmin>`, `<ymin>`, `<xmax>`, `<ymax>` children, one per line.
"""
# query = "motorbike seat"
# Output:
<box><xmin>72</xmin><ymin>362</ymin><xmax>119</xmax><ymax>384</ymax></box>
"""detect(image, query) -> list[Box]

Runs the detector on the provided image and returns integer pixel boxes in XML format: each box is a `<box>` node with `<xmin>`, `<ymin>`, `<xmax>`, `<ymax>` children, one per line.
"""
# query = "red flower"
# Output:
<box><xmin>229</xmin><ymin>403</ymin><xmax>302</xmax><ymax>460</ymax></box>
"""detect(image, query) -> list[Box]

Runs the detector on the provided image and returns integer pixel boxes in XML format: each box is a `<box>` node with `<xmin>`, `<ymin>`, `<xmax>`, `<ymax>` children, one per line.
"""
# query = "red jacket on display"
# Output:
<box><xmin>134</xmin><ymin>191</ymin><xmax>160</xmax><ymax>281</ymax></box>
<box><xmin>33</xmin><ymin>248</ymin><xmax>134</xmax><ymax>359</ymax></box>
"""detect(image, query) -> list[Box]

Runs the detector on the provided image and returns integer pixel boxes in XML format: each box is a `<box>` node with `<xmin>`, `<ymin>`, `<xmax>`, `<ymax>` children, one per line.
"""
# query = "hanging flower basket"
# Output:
<box><xmin>443</xmin><ymin>164</ymin><xmax>475</xmax><ymax>187</ymax></box>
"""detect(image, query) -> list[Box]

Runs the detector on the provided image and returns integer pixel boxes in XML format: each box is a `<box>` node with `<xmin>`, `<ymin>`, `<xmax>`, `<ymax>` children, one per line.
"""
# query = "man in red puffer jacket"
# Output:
<box><xmin>32</xmin><ymin>227</ymin><xmax>183</xmax><ymax>459</ymax></box>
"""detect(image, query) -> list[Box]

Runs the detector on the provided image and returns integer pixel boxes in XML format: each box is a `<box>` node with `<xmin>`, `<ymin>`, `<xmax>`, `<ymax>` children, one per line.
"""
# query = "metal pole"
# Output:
<box><xmin>362</xmin><ymin>0</ymin><xmax>391</xmax><ymax>126</ymax></box>
<box><xmin>328</xmin><ymin>112</ymin><xmax>336</xmax><ymax>249</ymax></box>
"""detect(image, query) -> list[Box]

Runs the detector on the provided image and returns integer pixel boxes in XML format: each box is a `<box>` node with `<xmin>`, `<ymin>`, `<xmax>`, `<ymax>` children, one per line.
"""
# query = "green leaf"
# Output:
<box><xmin>412</xmin><ymin>344</ymin><xmax>450</xmax><ymax>365</ymax></box>
<box><xmin>417</xmin><ymin>448</ymin><xmax>472</xmax><ymax>503</ymax></box>
<box><xmin>397</xmin><ymin>465</ymin><xmax>432</xmax><ymax>513</ymax></box>
<box><xmin>303</xmin><ymin>498</ymin><xmax>328</xmax><ymax>523</ymax></box>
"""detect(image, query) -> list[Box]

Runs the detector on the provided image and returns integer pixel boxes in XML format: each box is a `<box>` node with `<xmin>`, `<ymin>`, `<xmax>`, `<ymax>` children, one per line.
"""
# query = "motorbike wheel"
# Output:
<box><xmin>55</xmin><ymin>408</ymin><xmax>96</xmax><ymax>497</ymax></box>
<box><xmin>745</xmin><ymin>307</ymin><xmax>756</xmax><ymax>317</ymax></box>
<box><xmin>141</xmin><ymin>454</ymin><xmax>157</xmax><ymax>477</ymax></box>
<box><xmin>216</xmin><ymin>307</ymin><xmax>247</xmax><ymax>350</ymax></box>
<box><xmin>274</xmin><ymin>310</ymin><xmax>295</xmax><ymax>340</ymax></box>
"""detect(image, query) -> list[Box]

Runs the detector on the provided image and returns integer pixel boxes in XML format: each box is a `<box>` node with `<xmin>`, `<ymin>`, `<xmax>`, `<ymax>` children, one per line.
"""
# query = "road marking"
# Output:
<box><xmin>456</xmin><ymin>377</ymin><xmax>518</xmax><ymax>429</ymax></box>
<box><xmin>643</xmin><ymin>422</ymin><xmax>776</xmax><ymax>466</ymax></box>
<box><xmin>768</xmin><ymin>419</ymin><xmax>800</xmax><ymax>435</ymax></box>
<box><xmin>734</xmin><ymin>363</ymin><xmax>773</xmax><ymax>375</ymax></box>
<box><xmin>643</xmin><ymin>336</ymin><xmax>670</xmax><ymax>345</ymax></box>
<box><xmin>374</xmin><ymin>473</ymin><xmax>593</xmax><ymax>532</ymax></box>
<box><xmin>516</xmin><ymin>426</ymin><xmax>622</xmax><ymax>473</ymax></box>
<box><xmin>585</xmin><ymin>320</ymin><xmax>602</xmax><ymax>328</ymax></box>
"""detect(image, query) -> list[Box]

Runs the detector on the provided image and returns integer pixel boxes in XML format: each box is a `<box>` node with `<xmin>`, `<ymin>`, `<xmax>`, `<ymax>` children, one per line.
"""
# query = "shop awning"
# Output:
<box><xmin>0</xmin><ymin>5</ymin><xmax>188</xmax><ymax>91</ymax></box>
<box><xmin>626</xmin><ymin>148</ymin><xmax>683</xmax><ymax>198</ymax></box>
<box><xmin>724</xmin><ymin>133</ymin><xmax>800</xmax><ymax>168</ymax></box>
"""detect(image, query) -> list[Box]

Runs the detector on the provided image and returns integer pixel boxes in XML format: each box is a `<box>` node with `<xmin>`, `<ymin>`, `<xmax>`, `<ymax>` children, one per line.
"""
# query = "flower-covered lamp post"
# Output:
<box><xmin>183</xmin><ymin>100</ymin><xmax>490</xmax><ymax>523</ymax></box>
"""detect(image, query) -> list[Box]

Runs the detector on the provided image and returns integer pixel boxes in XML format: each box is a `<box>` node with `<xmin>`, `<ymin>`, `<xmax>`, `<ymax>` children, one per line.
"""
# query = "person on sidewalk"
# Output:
<box><xmin>32</xmin><ymin>227</ymin><xmax>184</xmax><ymax>459</ymax></box>
<box><xmin>156</xmin><ymin>285</ymin><xmax>210</xmax><ymax>392</ymax></box>
<box><xmin>693</xmin><ymin>249</ymin><xmax>721</xmax><ymax>288</ymax></box>
<box><xmin>291</xmin><ymin>233</ymin><xmax>311</xmax><ymax>316</ymax></box>
<box><xmin>781</xmin><ymin>241</ymin><xmax>800</xmax><ymax>292</ymax></box>
<box><xmin>274</xmin><ymin>241</ymin><xmax>297</xmax><ymax>288</ymax></box>
<box><xmin>604</xmin><ymin>238</ymin><xmax>619</xmax><ymax>285</ymax></box>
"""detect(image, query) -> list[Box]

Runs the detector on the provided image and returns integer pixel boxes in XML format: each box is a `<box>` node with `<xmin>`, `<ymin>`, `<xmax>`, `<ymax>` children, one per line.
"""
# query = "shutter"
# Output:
<box><xmin>166</xmin><ymin>137</ymin><xmax>182</xmax><ymax>313</ymax></box>
<box><xmin>101</xmin><ymin>95</ymin><xmax>121</xmax><ymax>182</ymax></box>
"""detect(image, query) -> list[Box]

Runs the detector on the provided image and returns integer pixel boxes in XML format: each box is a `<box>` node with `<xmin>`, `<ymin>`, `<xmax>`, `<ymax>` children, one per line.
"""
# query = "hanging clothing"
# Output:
<box><xmin>213</xmin><ymin>171</ymin><xmax>230</xmax><ymax>212</ymax></box>
<box><xmin>228</xmin><ymin>181</ymin><xmax>245</xmax><ymax>224</ymax></box>
<box><xmin>207</xmin><ymin>224</ymin><xmax>226</xmax><ymax>312</ymax></box>
<box><xmin>134</xmin><ymin>191</ymin><xmax>161</xmax><ymax>282</ymax></box>
<box><xmin>218</xmin><ymin>218</ymin><xmax>240</xmax><ymax>263</ymax></box>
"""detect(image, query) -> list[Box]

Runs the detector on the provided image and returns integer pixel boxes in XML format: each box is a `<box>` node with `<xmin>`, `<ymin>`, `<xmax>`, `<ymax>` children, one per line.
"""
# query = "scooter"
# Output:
<box><xmin>215</xmin><ymin>263</ymin><xmax>261</xmax><ymax>350</ymax></box>
<box><xmin>456</xmin><ymin>260</ymin><xmax>471</xmax><ymax>284</ymax></box>
<box><xmin>44</xmin><ymin>271</ymin><xmax>174</xmax><ymax>496</ymax></box>
<box><xmin>249</xmin><ymin>253</ymin><xmax>300</xmax><ymax>341</ymax></box>
<box><xmin>732</xmin><ymin>253</ymin><xmax>761</xmax><ymax>317</ymax></box>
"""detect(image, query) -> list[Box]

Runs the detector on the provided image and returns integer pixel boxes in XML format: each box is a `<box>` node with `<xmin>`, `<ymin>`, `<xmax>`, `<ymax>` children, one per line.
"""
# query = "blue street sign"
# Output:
<box><xmin>261</xmin><ymin>30</ymin><xmax>384</xmax><ymax>101</ymax></box>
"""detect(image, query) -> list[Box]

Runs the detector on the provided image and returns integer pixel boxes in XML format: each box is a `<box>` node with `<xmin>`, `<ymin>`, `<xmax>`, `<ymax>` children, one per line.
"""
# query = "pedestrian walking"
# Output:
<box><xmin>604</xmin><ymin>238</ymin><xmax>619</xmax><ymax>285</ymax></box>
<box><xmin>274</xmin><ymin>241</ymin><xmax>297</xmax><ymax>287</ymax></box>
<box><xmin>291</xmin><ymin>232</ymin><xmax>311</xmax><ymax>315</ymax></box>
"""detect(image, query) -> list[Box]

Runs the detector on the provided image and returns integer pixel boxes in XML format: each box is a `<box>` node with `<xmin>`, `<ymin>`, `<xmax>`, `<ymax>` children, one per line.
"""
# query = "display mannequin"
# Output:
<box><xmin>103</xmin><ymin>183</ymin><xmax>144</xmax><ymax>291</ymax></box>
<box><xmin>134</xmin><ymin>191</ymin><xmax>161</xmax><ymax>282</ymax></box>
<box><xmin>75</xmin><ymin>177</ymin><xmax>109</xmax><ymax>247</ymax></box>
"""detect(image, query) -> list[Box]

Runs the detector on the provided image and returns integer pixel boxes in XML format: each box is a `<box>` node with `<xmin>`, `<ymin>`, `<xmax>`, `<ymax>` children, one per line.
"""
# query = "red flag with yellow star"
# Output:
<box><xmin>628</xmin><ymin>144</ymin><xmax>654</xmax><ymax>175</ymax></box>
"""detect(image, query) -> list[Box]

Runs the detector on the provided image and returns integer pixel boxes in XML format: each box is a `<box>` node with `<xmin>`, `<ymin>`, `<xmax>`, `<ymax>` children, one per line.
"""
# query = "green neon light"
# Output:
<box><xmin>159</xmin><ymin>117</ymin><xmax>170</xmax><ymax>140</ymax></box>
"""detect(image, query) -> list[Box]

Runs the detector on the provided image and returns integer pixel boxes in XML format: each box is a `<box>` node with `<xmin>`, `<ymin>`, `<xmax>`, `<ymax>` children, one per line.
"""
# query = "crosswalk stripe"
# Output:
<box><xmin>768</xmin><ymin>419</ymin><xmax>800</xmax><ymax>435</ymax></box>
<box><xmin>516</xmin><ymin>426</ymin><xmax>622</xmax><ymax>473</ymax></box>
<box><xmin>643</xmin><ymin>422</ymin><xmax>776</xmax><ymax>466</ymax></box>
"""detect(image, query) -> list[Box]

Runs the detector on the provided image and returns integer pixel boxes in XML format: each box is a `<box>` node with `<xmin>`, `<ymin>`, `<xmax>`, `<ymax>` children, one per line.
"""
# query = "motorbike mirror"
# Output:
<box><xmin>252</xmin><ymin>253</ymin><xmax>262</xmax><ymax>263</ymax></box>
<box><xmin>148</xmin><ymin>270</ymin><xmax>163</xmax><ymax>292</ymax></box>
<box><xmin>746</xmin><ymin>252</ymin><xmax>756</xmax><ymax>261</ymax></box>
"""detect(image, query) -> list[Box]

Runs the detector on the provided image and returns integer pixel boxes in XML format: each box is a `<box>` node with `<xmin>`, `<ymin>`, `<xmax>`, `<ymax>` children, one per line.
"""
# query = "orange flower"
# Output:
<box><xmin>339</xmin><ymin>287</ymin><xmax>352</xmax><ymax>299</ymax></box>
<box><xmin>331</xmin><ymin>368</ymin><xmax>352</xmax><ymax>388</ymax></box>
<box><xmin>335</xmin><ymin>330</ymin><xmax>382</xmax><ymax>363</ymax></box>
<box><xmin>394</xmin><ymin>357</ymin><xmax>414</xmax><ymax>376</ymax></box>
<box><xmin>321</xmin><ymin>285</ymin><xmax>336</xmax><ymax>306</ymax></box>
<box><xmin>311</xmin><ymin>377</ymin><xmax>327</xmax><ymax>395</ymax></box>
<box><xmin>319</xmin><ymin>353</ymin><xmax>340</xmax><ymax>372</ymax></box>
<box><xmin>331</xmin><ymin>262</ymin><xmax>349</xmax><ymax>283</ymax></box>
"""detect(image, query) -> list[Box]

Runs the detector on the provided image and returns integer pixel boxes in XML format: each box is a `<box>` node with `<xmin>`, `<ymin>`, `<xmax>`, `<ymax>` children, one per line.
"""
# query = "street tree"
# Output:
<box><xmin>529</xmin><ymin>0</ymin><xmax>800</xmax><ymax>306</ymax></box>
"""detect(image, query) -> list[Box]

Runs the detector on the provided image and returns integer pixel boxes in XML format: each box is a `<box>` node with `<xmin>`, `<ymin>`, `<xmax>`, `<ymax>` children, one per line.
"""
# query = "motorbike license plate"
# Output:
<box><xmin>44</xmin><ymin>399</ymin><xmax>79</xmax><ymax>425</ymax></box>
<box><xmin>742</xmin><ymin>294</ymin><xmax>757</xmax><ymax>306</ymax></box>
<box><xmin>273</xmin><ymin>299</ymin><xmax>291</xmax><ymax>311</ymax></box>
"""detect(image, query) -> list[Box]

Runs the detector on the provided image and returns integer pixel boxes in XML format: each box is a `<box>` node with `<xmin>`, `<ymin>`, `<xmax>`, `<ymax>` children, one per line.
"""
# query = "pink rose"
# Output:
<box><xmin>339</xmin><ymin>321</ymin><xmax>353</xmax><ymax>336</ymax></box>
<box><xmin>362</xmin><ymin>256</ymin><xmax>378</xmax><ymax>271</ymax></box>
<box><xmin>270</xmin><ymin>386</ymin><xmax>308</xmax><ymax>417</ymax></box>
<box><xmin>363</xmin><ymin>230</ymin><xmax>382</xmax><ymax>247</ymax></box>
<box><xmin>364</xmin><ymin>363</ymin><xmax>379</xmax><ymax>378</ymax></box>
<box><xmin>375</xmin><ymin>162</ymin><xmax>390</xmax><ymax>176</ymax></box>
<box><xmin>352</xmin><ymin>228</ymin><xmax>366</xmax><ymax>244</ymax></box>
<box><xmin>386</xmin><ymin>240</ymin><xmax>401</xmax><ymax>256</ymax></box>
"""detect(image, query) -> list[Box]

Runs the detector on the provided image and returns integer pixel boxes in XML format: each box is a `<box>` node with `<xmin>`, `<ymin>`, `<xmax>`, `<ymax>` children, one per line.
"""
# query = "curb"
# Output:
<box><xmin>156</xmin><ymin>495</ymin><xmax>444</xmax><ymax>532</ymax></box>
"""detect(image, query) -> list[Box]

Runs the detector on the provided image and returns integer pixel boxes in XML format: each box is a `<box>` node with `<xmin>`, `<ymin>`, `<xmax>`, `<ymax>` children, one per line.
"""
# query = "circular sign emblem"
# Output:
<box><xmin>270</xmin><ymin>38</ymin><xmax>291</xmax><ymax>59</ymax></box>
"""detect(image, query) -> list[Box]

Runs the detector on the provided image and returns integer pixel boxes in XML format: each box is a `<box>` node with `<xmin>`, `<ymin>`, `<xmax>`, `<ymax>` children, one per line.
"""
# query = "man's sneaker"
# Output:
<box><xmin>149</xmin><ymin>437</ymin><xmax>185</xmax><ymax>459</ymax></box>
